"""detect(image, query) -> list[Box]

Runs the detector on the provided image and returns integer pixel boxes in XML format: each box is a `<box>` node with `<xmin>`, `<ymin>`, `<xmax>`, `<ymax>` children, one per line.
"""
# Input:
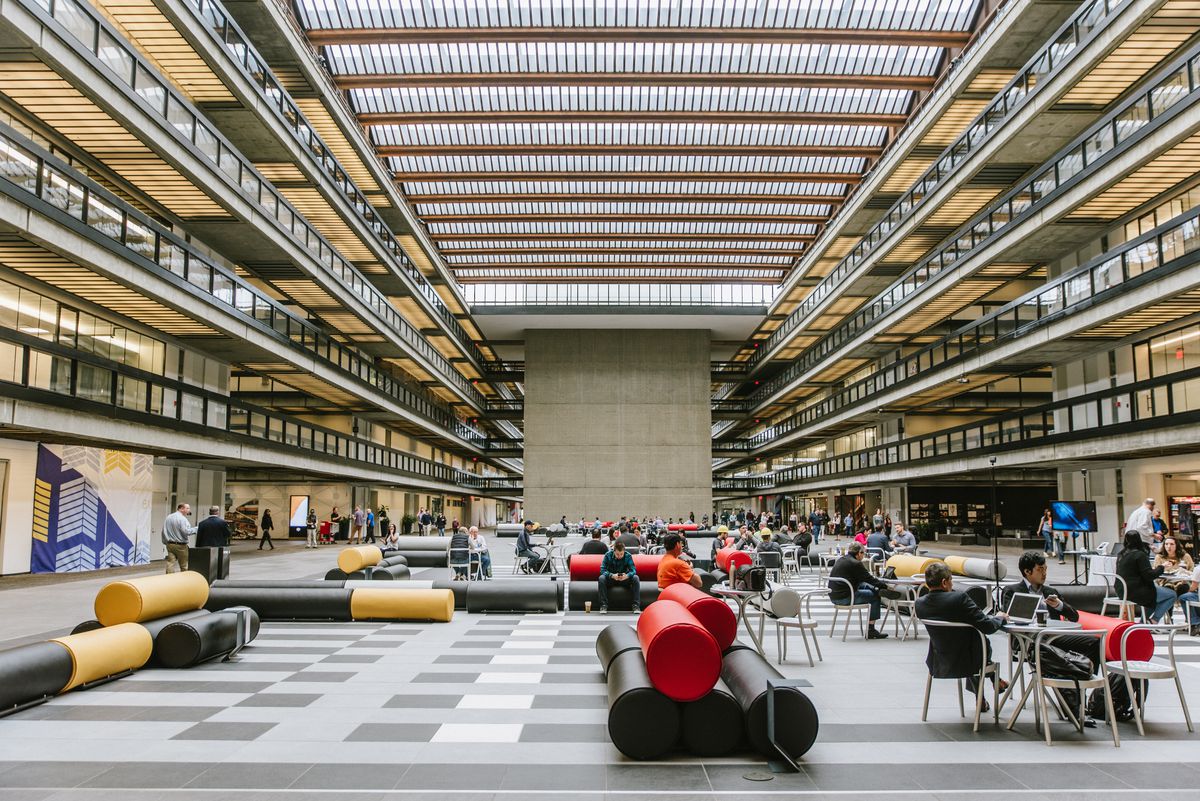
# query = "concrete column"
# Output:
<box><xmin>523</xmin><ymin>329</ymin><xmax>712</xmax><ymax>522</ymax></box>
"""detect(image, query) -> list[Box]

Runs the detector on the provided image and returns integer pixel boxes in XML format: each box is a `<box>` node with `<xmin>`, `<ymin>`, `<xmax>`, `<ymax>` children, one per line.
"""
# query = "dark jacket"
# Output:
<box><xmin>449</xmin><ymin>530</ymin><xmax>470</xmax><ymax>564</ymax></box>
<box><xmin>580</xmin><ymin>539</ymin><xmax>608</xmax><ymax>555</ymax></box>
<box><xmin>828</xmin><ymin>555</ymin><xmax>885</xmax><ymax>601</ymax></box>
<box><xmin>195</xmin><ymin>515</ymin><xmax>230</xmax><ymax>547</ymax></box>
<box><xmin>1000</xmin><ymin>579</ymin><xmax>1079</xmax><ymax>622</ymax></box>
<box><xmin>617</xmin><ymin>532</ymin><xmax>642</xmax><ymax>551</ymax></box>
<box><xmin>866</xmin><ymin>530</ymin><xmax>893</xmax><ymax>555</ymax></box>
<box><xmin>915</xmin><ymin>589</ymin><xmax>1003</xmax><ymax>678</ymax></box>
<box><xmin>601</xmin><ymin>550</ymin><xmax>635</xmax><ymax>579</ymax></box>
<box><xmin>792</xmin><ymin>531</ymin><xmax>812</xmax><ymax>551</ymax></box>
<box><xmin>1116</xmin><ymin>547</ymin><xmax>1165</xmax><ymax>608</ymax></box>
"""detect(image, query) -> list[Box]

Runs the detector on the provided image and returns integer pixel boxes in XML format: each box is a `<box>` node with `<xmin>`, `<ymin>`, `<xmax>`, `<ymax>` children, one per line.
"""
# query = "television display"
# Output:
<box><xmin>289</xmin><ymin>495</ymin><xmax>310</xmax><ymax>528</ymax></box>
<box><xmin>1050</xmin><ymin>500</ymin><xmax>1097</xmax><ymax>532</ymax></box>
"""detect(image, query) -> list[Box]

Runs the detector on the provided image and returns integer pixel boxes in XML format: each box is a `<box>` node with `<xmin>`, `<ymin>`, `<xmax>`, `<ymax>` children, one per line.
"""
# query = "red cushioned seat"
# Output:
<box><xmin>667</xmin><ymin>524</ymin><xmax>699</xmax><ymax>531</ymax></box>
<box><xmin>715</xmin><ymin>547</ymin><xmax>752</xmax><ymax>573</ymax></box>
<box><xmin>659</xmin><ymin>583</ymin><xmax>737</xmax><ymax>651</ymax></box>
<box><xmin>1076</xmin><ymin>610</ymin><xmax>1154</xmax><ymax>662</ymax></box>
<box><xmin>570</xmin><ymin>553</ymin><xmax>662</xmax><ymax>582</ymax></box>
<box><xmin>636</xmin><ymin>601</ymin><xmax>720</xmax><ymax>702</ymax></box>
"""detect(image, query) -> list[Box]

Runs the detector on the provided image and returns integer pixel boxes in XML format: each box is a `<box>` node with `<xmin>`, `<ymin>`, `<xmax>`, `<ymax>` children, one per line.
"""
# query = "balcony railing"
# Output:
<box><xmin>175</xmin><ymin>0</ymin><xmax>487</xmax><ymax>370</ymax></box>
<box><xmin>747</xmin><ymin>0</ymin><xmax>1129</xmax><ymax>371</ymax></box>
<box><xmin>23</xmin><ymin>0</ymin><xmax>484</xmax><ymax>406</ymax></box>
<box><xmin>717</xmin><ymin>365</ymin><xmax>1200</xmax><ymax>491</ymax></box>
<box><xmin>0</xmin><ymin>326</ymin><xmax>517</xmax><ymax>490</ymax></box>
<box><xmin>746</xmin><ymin>202</ymin><xmax>1200</xmax><ymax>449</ymax></box>
<box><xmin>0</xmin><ymin>121</ymin><xmax>486</xmax><ymax>446</ymax></box>
<box><xmin>748</xmin><ymin>39</ymin><xmax>1200</xmax><ymax>407</ymax></box>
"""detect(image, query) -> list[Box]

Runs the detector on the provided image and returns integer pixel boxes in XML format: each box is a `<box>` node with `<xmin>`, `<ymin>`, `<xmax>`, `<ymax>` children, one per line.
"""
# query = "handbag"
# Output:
<box><xmin>734</xmin><ymin>564</ymin><xmax>766</xmax><ymax>592</ymax></box>
<box><xmin>1038</xmin><ymin>642</ymin><xmax>1094</xmax><ymax>680</ymax></box>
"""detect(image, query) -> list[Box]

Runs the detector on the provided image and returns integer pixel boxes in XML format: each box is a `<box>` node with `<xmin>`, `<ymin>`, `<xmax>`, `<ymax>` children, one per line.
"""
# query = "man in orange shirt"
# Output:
<box><xmin>658</xmin><ymin>533</ymin><xmax>703</xmax><ymax>589</ymax></box>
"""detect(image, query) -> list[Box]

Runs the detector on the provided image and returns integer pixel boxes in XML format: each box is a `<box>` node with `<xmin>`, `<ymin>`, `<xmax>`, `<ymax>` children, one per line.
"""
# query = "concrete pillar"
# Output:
<box><xmin>523</xmin><ymin>329</ymin><xmax>712</xmax><ymax>522</ymax></box>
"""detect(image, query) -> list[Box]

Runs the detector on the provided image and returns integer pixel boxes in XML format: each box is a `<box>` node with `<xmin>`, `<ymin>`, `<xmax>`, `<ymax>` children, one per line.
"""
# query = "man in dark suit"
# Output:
<box><xmin>195</xmin><ymin>506</ymin><xmax>231</xmax><ymax>547</ymax></box>
<box><xmin>828</xmin><ymin>543</ymin><xmax>902</xmax><ymax>639</ymax></box>
<box><xmin>916</xmin><ymin>562</ymin><xmax>1009</xmax><ymax>706</ymax></box>
<box><xmin>1001</xmin><ymin>550</ymin><xmax>1100</xmax><ymax>664</ymax></box>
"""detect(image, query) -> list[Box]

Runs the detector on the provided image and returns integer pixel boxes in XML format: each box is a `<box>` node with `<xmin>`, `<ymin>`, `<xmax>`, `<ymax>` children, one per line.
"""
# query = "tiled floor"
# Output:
<box><xmin>2</xmin><ymin>536</ymin><xmax>1199</xmax><ymax>799</ymax></box>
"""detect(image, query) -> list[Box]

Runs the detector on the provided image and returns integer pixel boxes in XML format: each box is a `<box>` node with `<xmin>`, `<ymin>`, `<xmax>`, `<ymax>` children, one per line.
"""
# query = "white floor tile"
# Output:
<box><xmin>456</xmin><ymin>695</ymin><xmax>533</xmax><ymax>709</ymax></box>
<box><xmin>475</xmin><ymin>672</ymin><xmax>543</xmax><ymax>684</ymax></box>
<box><xmin>431</xmin><ymin>723</ymin><xmax>523</xmax><ymax>742</ymax></box>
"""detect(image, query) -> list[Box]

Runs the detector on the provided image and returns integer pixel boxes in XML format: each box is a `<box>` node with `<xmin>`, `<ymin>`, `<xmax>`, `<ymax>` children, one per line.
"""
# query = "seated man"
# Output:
<box><xmin>617</xmin><ymin>527</ymin><xmax>643</xmax><ymax>553</ymax></box>
<box><xmin>915</xmin><ymin>562</ymin><xmax>1008</xmax><ymax>709</ymax></box>
<box><xmin>598</xmin><ymin>541</ymin><xmax>640</xmax><ymax>614</ymax></box>
<box><xmin>734</xmin><ymin>526</ymin><xmax>757</xmax><ymax>551</ymax></box>
<box><xmin>865</xmin><ymin>527</ymin><xmax>893</xmax><ymax>558</ymax></box>
<box><xmin>658</xmin><ymin>533</ymin><xmax>703</xmax><ymax>589</ymax></box>
<box><xmin>449</xmin><ymin>525</ymin><xmax>472</xmax><ymax>580</ymax></box>
<box><xmin>468</xmin><ymin>526</ymin><xmax>492</xmax><ymax>579</ymax></box>
<box><xmin>756</xmin><ymin>531</ymin><xmax>783</xmax><ymax>557</ymax></box>
<box><xmin>580</xmin><ymin>529</ymin><xmax>609</xmax><ymax>555</ymax></box>
<box><xmin>828</xmin><ymin>543</ymin><xmax>902</xmax><ymax>640</ymax></box>
<box><xmin>516</xmin><ymin>519</ymin><xmax>545</xmax><ymax>574</ymax></box>
<box><xmin>891</xmin><ymin>522</ymin><xmax>918</xmax><ymax>554</ymax></box>
<box><xmin>1001</xmin><ymin>550</ymin><xmax>1099</xmax><ymax>665</ymax></box>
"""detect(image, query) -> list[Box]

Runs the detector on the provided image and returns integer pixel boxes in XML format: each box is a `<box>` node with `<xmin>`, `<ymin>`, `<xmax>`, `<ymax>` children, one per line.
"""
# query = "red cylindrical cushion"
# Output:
<box><xmin>631</xmin><ymin>554</ymin><xmax>663</xmax><ymax>581</ymax></box>
<box><xmin>667</xmin><ymin>524</ymin><xmax>699</xmax><ymax>531</ymax></box>
<box><xmin>569</xmin><ymin>554</ymin><xmax>604</xmax><ymax>581</ymax></box>
<box><xmin>602</xmin><ymin>521</ymin><xmax>615</xmax><ymax>527</ymax></box>
<box><xmin>715</xmin><ymin>547</ymin><xmax>752</xmax><ymax>573</ymax></box>
<box><xmin>659</xmin><ymin>583</ymin><xmax>737</xmax><ymax>651</ymax></box>
<box><xmin>571</xmin><ymin>553</ymin><xmax>662</xmax><ymax>581</ymax></box>
<box><xmin>1076</xmin><ymin>610</ymin><xmax>1154</xmax><ymax>662</ymax></box>
<box><xmin>636</xmin><ymin>600</ymin><xmax>720</xmax><ymax>702</ymax></box>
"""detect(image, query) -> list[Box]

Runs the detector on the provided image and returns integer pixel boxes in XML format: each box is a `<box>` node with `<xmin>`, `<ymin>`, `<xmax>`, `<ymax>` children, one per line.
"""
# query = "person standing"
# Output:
<box><xmin>364</xmin><ymin>507</ymin><xmax>376</xmax><ymax>544</ymax></box>
<box><xmin>195</xmin><ymin>506</ymin><xmax>231</xmax><ymax>547</ymax></box>
<box><xmin>419</xmin><ymin>507</ymin><xmax>432</xmax><ymax>536</ymax></box>
<box><xmin>306</xmin><ymin>505</ymin><xmax>319</xmax><ymax>548</ymax></box>
<box><xmin>258</xmin><ymin>508</ymin><xmax>274</xmax><ymax>550</ymax></box>
<box><xmin>1036</xmin><ymin>509</ymin><xmax>1056</xmax><ymax>559</ymax></box>
<box><xmin>162</xmin><ymin>502</ymin><xmax>196</xmax><ymax>573</ymax></box>
<box><xmin>351</xmin><ymin>505</ymin><xmax>364</xmax><ymax>544</ymax></box>
<box><xmin>436</xmin><ymin>512</ymin><xmax>447</xmax><ymax>536</ymax></box>
<box><xmin>1125</xmin><ymin>498</ymin><xmax>1156</xmax><ymax>547</ymax></box>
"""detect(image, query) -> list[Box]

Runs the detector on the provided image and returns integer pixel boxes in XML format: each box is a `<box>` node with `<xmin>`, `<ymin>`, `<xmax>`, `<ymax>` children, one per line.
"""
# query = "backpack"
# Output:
<box><xmin>734</xmin><ymin>564</ymin><xmax>767</xmax><ymax>592</ymax></box>
<box><xmin>1086</xmin><ymin>673</ymin><xmax>1149</xmax><ymax>721</ymax></box>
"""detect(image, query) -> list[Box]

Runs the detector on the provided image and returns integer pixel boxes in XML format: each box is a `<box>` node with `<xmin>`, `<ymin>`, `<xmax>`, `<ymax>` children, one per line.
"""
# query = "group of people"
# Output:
<box><xmin>448</xmin><ymin>524</ymin><xmax>493</xmax><ymax>579</ymax></box>
<box><xmin>595</xmin><ymin>532</ymin><xmax>702</xmax><ymax>613</ymax></box>
<box><xmin>161</xmin><ymin>503</ymin><xmax>234</xmax><ymax>573</ymax></box>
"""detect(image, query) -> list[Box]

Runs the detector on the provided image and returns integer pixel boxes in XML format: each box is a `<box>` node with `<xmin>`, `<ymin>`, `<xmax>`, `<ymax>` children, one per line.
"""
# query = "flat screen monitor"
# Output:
<box><xmin>289</xmin><ymin>495</ymin><xmax>310</xmax><ymax>528</ymax></box>
<box><xmin>1050</xmin><ymin>500</ymin><xmax>1097</xmax><ymax>532</ymax></box>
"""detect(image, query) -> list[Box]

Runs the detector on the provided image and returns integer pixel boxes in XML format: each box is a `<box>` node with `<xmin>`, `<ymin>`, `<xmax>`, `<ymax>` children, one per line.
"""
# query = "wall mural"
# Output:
<box><xmin>30</xmin><ymin>444</ymin><xmax>153</xmax><ymax>573</ymax></box>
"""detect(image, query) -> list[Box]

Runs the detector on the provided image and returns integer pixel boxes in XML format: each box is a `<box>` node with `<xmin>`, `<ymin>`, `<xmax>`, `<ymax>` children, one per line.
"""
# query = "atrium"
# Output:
<box><xmin>0</xmin><ymin>0</ymin><xmax>1199</xmax><ymax>798</ymax></box>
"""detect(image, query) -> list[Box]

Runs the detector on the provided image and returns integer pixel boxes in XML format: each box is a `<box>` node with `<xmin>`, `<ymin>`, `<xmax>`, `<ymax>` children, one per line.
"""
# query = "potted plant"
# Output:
<box><xmin>401</xmin><ymin>513</ymin><xmax>415</xmax><ymax>535</ymax></box>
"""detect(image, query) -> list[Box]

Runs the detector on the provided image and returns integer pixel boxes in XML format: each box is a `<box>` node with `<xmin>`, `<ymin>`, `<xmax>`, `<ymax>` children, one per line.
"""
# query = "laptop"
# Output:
<box><xmin>1005</xmin><ymin>592</ymin><xmax>1044</xmax><ymax>624</ymax></box>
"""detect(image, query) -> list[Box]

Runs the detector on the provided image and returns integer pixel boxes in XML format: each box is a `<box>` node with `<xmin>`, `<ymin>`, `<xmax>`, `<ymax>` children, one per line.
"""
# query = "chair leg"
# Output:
<box><xmin>777</xmin><ymin>624</ymin><xmax>786</xmax><ymax>665</ymax></box>
<box><xmin>922</xmin><ymin>673</ymin><xmax>933</xmax><ymax>722</ymax></box>
<box><xmin>972</xmin><ymin>679</ymin><xmax>986</xmax><ymax>733</ymax></box>
<box><xmin>1173</xmin><ymin>672</ymin><xmax>1194</xmax><ymax>732</ymax></box>
<box><xmin>956</xmin><ymin>679</ymin><xmax>965</xmax><ymax>718</ymax></box>
<box><xmin>842</xmin><ymin>607</ymin><xmax>852</xmax><ymax>642</ymax></box>
<box><xmin>1125</xmin><ymin>674</ymin><xmax>1145</xmax><ymax>737</ymax></box>
<box><xmin>993</xmin><ymin>670</ymin><xmax>1000</xmax><ymax>725</ymax></box>
<box><xmin>812</xmin><ymin>628</ymin><xmax>823</xmax><ymax>662</ymax></box>
<box><xmin>857</xmin><ymin>608</ymin><xmax>865</xmax><ymax>637</ymax></box>
<box><xmin>1102</xmin><ymin>676</ymin><xmax>1121</xmax><ymax>747</ymax></box>
<box><xmin>829</xmin><ymin>608</ymin><xmax>838</xmax><ymax>638</ymax></box>
<box><xmin>1038</xmin><ymin>685</ymin><xmax>1053</xmax><ymax>745</ymax></box>
<box><xmin>801</xmin><ymin>627</ymin><xmax>814</xmax><ymax>668</ymax></box>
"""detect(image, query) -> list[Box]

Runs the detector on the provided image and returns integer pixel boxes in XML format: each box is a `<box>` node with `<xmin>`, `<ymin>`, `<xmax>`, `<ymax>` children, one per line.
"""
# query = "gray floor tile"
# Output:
<box><xmin>532</xmin><ymin>694</ymin><xmax>607</xmax><ymax>708</ymax></box>
<box><xmin>242</xmin><ymin>647</ymin><xmax>339</xmax><ymax>655</ymax></box>
<box><xmin>82</xmin><ymin>763</ymin><xmax>210</xmax><ymax>789</ymax></box>
<box><xmin>605</xmin><ymin>765</ymin><xmax>711</xmax><ymax>792</ymax></box>
<box><xmin>320</xmin><ymin>654</ymin><xmax>382</xmax><ymax>663</ymax></box>
<box><xmin>999</xmin><ymin>763</ymin><xmax>1132</xmax><ymax>790</ymax></box>
<box><xmin>282</xmin><ymin>671</ymin><xmax>355</xmax><ymax>682</ymax></box>
<box><xmin>802</xmin><ymin>763</ymin><xmax>925</xmax><ymax>791</ymax></box>
<box><xmin>399</xmin><ymin>764</ymin><xmax>508</xmax><ymax>791</ymax></box>
<box><xmin>548</xmin><ymin>655</ymin><xmax>599</xmax><ymax>664</ymax></box>
<box><xmin>107</xmin><ymin>680</ymin><xmax>272</xmax><ymax>693</ymax></box>
<box><xmin>0</xmin><ymin>763</ymin><xmax>111</xmax><ymax>788</ymax></box>
<box><xmin>235</xmin><ymin>694</ymin><xmax>320</xmax><ymax>708</ymax></box>
<box><xmin>384</xmin><ymin>694</ymin><xmax>461</xmax><ymax>708</ymax></box>
<box><xmin>256</xmin><ymin>634</ymin><xmax>361</xmax><ymax>642</ymax></box>
<box><xmin>912</xmin><ymin>763</ymin><xmax>1027</xmax><ymax>791</ymax></box>
<box><xmin>499</xmin><ymin>764</ymin><xmax>606</xmax><ymax>790</ymax></box>
<box><xmin>291</xmin><ymin>763</ymin><xmax>409</xmax><ymax>790</ymax></box>
<box><xmin>171</xmin><ymin>722</ymin><xmax>277</xmax><ymax>741</ymax></box>
<box><xmin>412</xmin><ymin>672</ymin><xmax>479</xmax><ymax>683</ymax></box>
<box><xmin>434</xmin><ymin>655</ymin><xmax>493</xmax><ymax>664</ymax></box>
<box><xmin>540</xmin><ymin>672</ymin><xmax>606</xmax><ymax>683</ymax></box>
<box><xmin>193</xmin><ymin>661</ymin><xmax>310</xmax><ymax>672</ymax></box>
<box><xmin>451</xmin><ymin>641</ymin><xmax>506</xmax><ymax>649</ymax></box>
<box><xmin>344</xmin><ymin>723</ymin><xmax>441</xmax><ymax>742</ymax></box>
<box><xmin>126</xmin><ymin>706</ymin><xmax>223</xmax><ymax>722</ymax></box>
<box><xmin>704</xmin><ymin>764</ymin><xmax>818</xmax><ymax>792</ymax></box>
<box><xmin>520</xmin><ymin>723</ymin><xmax>608</xmax><ymax>742</ymax></box>
<box><xmin>186</xmin><ymin>762</ymin><xmax>314</xmax><ymax>789</ymax></box>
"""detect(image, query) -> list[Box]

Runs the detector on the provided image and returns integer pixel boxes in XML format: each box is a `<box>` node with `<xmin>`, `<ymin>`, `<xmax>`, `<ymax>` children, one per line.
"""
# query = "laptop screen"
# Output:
<box><xmin>1005</xmin><ymin>592</ymin><xmax>1043</xmax><ymax>622</ymax></box>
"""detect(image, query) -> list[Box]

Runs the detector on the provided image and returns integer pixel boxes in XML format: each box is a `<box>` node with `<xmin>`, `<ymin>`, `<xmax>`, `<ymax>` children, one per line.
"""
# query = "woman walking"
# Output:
<box><xmin>258</xmin><ymin>508</ymin><xmax>274</xmax><ymax>550</ymax></box>
<box><xmin>306</xmin><ymin>505</ymin><xmax>319</xmax><ymax>549</ymax></box>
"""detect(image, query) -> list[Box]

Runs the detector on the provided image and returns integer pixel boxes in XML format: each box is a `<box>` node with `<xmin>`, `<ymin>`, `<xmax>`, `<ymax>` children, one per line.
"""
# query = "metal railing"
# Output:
<box><xmin>0</xmin><ymin>325</ymin><xmax>517</xmax><ymax>490</ymax></box>
<box><xmin>744</xmin><ymin>202</ymin><xmax>1200</xmax><ymax>449</ymax></box>
<box><xmin>23</xmin><ymin>0</ymin><xmax>485</xmax><ymax>406</ymax></box>
<box><xmin>717</xmin><ymin>365</ymin><xmax>1200</xmax><ymax>491</ymax></box>
<box><xmin>748</xmin><ymin>39</ymin><xmax>1200</xmax><ymax>407</ymax></box>
<box><xmin>748</xmin><ymin>0</ymin><xmax>1128</xmax><ymax>370</ymax></box>
<box><xmin>0</xmin><ymin>121</ymin><xmax>487</xmax><ymax>446</ymax></box>
<box><xmin>175</xmin><ymin>0</ymin><xmax>487</xmax><ymax>370</ymax></box>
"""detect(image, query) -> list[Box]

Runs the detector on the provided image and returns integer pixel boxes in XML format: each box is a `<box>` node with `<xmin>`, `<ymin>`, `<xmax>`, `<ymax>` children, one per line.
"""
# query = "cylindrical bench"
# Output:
<box><xmin>715</xmin><ymin>547</ymin><xmax>753</xmax><ymax>574</ymax></box>
<box><xmin>369</xmin><ymin>563</ymin><xmax>412</xmax><ymax>581</ymax></box>
<box><xmin>378</xmin><ymin>554</ymin><xmax>409</xmax><ymax>568</ymax></box>
<box><xmin>659</xmin><ymin>583</ymin><xmax>737</xmax><ymax>651</ymax></box>
<box><xmin>430</xmin><ymin>580</ymin><xmax>469</xmax><ymax>609</ymax></box>
<box><xmin>350</xmin><ymin>588</ymin><xmax>454</xmax><ymax>622</ymax></box>
<box><xmin>680</xmin><ymin>679</ymin><xmax>743</xmax><ymax>757</ymax></box>
<box><xmin>595</xmin><ymin>624</ymin><xmax>643</xmax><ymax>677</ymax></box>
<box><xmin>465</xmin><ymin>581</ymin><xmax>559</xmax><ymax>613</ymax></box>
<box><xmin>885</xmin><ymin>553</ymin><xmax>942</xmax><ymax>578</ymax></box>
<box><xmin>569</xmin><ymin>554</ymin><xmax>661</xmax><ymax>582</ymax></box>
<box><xmin>1077</xmin><ymin>610</ymin><xmax>1155</xmax><ymax>662</ymax></box>
<box><xmin>749</xmin><ymin>587</ymin><xmax>802</xmax><ymax>620</ymax></box>
<box><xmin>384</xmin><ymin>537</ymin><xmax>452</xmax><ymax>567</ymax></box>
<box><xmin>213</xmin><ymin>579</ymin><xmax>341</xmax><ymax>589</ymax></box>
<box><xmin>606</xmin><ymin>649</ymin><xmax>681</xmax><ymax>760</ymax></box>
<box><xmin>636</xmin><ymin>600</ymin><xmax>720</xmax><ymax>702</ymax></box>
<box><xmin>155</xmin><ymin>607</ymin><xmax>261</xmax><ymax>668</ymax></box>
<box><xmin>206</xmin><ymin>587</ymin><xmax>353</xmax><ymax>620</ymax></box>
<box><xmin>94</xmin><ymin>572</ymin><xmax>210</xmax><ymax>626</ymax></box>
<box><xmin>50</xmin><ymin>623</ymin><xmax>154</xmax><ymax>691</ymax></box>
<box><xmin>943</xmin><ymin>555</ymin><xmax>1007</xmax><ymax>581</ymax></box>
<box><xmin>568</xmin><ymin>582</ymin><xmax>660</xmax><ymax>611</ymax></box>
<box><xmin>337</xmin><ymin>545</ymin><xmax>383</xmax><ymax>574</ymax></box>
<box><xmin>0</xmin><ymin>641</ymin><xmax>75</xmax><ymax>714</ymax></box>
<box><xmin>722</xmin><ymin>646</ymin><xmax>819</xmax><ymax>759</ymax></box>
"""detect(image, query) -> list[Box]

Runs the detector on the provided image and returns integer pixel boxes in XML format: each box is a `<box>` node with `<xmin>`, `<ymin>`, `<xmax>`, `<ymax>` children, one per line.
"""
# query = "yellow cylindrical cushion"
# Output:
<box><xmin>886</xmin><ymin>554</ymin><xmax>943</xmax><ymax>578</ymax></box>
<box><xmin>51</xmin><ymin>623</ymin><xmax>153</xmax><ymax>691</ymax></box>
<box><xmin>350</xmin><ymin>588</ymin><xmax>454</xmax><ymax>622</ymax></box>
<box><xmin>338</xmin><ymin>545</ymin><xmax>383</xmax><ymax>574</ymax></box>
<box><xmin>94</xmin><ymin>572</ymin><xmax>209</xmax><ymax>626</ymax></box>
<box><xmin>945</xmin><ymin>555</ymin><xmax>969</xmax><ymax>575</ymax></box>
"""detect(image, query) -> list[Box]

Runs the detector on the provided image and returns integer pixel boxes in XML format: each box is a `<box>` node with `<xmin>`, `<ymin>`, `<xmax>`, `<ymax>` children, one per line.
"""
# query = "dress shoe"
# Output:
<box><xmin>867</xmin><ymin>627</ymin><xmax>889</xmax><ymax>640</ymax></box>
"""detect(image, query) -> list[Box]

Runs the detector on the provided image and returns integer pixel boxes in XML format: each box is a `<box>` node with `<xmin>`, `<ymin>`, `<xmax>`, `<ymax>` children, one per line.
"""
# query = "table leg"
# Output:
<box><xmin>737</xmin><ymin>597</ymin><xmax>764</xmax><ymax>654</ymax></box>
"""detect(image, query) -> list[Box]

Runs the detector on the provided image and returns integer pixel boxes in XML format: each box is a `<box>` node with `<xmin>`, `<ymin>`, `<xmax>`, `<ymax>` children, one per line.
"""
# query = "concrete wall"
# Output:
<box><xmin>523</xmin><ymin>329</ymin><xmax>712</xmax><ymax>522</ymax></box>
